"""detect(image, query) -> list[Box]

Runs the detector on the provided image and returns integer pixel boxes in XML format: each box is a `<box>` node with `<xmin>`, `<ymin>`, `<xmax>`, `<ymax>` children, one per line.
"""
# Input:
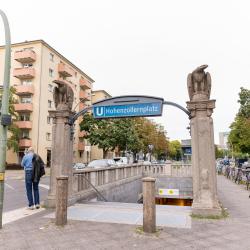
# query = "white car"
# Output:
<box><xmin>87</xmin><ymin>159</ymin><xmax>116</xmax><ymax>168</ymax></box>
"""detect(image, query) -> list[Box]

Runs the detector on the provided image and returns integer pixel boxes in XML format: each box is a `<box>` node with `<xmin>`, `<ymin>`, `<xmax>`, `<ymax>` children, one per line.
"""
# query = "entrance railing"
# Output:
<box><xmin>73</xmin><ymin>163</ymin><xmax>192</xmax><ymax>194</ymax></box>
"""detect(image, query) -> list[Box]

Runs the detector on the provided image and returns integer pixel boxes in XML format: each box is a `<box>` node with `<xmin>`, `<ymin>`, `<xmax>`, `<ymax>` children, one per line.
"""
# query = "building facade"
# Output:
<box><xmin>0</xmin><ymin>40</ymin><xmax>94</xmax><ymax>166</ymax></box>
<box><xmin>90</xmin><ymin>90</ymin><xmax>112</xmax><ymax>160</ymax></box>
<box><xmin>219</xmin><ymin>132</ymin><xmax>229</xmax><ymax>150</ymax></box>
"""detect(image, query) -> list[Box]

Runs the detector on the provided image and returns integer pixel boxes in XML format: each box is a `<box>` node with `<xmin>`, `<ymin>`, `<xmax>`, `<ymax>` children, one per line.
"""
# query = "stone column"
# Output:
<box><xmin>143</xmin><ymin>177</ymin><xmax>156</xmax><ymax>233</ymax></box>
<box><xmin>186</xmin><ymin>65</ymin><xmax>221</xmax><ymax>216</ymax></box>
<box><xmin>45</xmin><ymin>107</ymin><xmax>75</xmax><ymax>208</ymax></box>
<box><xmin>56</xmin><ymin>176</ymin><xmax>68</xmax><ymax>226</ymax></box>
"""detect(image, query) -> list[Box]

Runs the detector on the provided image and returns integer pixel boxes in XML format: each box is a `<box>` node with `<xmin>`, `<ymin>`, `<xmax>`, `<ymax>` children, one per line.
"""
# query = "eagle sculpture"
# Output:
<box><xmin>187</xmin><ymin>65</ymin><xmax>211</xmax><ymax>101</ymax></box>
<box><xmin>53</xmin><ymin>79</ymin><xmax>74</xmax><ymax>110</ymax></box>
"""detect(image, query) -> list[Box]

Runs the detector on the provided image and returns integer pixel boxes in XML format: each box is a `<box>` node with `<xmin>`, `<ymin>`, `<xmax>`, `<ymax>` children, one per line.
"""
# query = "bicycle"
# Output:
<box><xmin>235</xmin><ymin>168</ymin><xmax>243</xmax><ymax>184</ymax></box>
<box><xmin>246</xmin><ymin>170</ymin><xmax>250</xmax><ymax>190</ymax></box>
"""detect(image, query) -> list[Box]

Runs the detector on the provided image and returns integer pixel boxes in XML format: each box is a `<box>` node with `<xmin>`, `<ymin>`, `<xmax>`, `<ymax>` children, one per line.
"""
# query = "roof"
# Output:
<box><xmin>92</xmin><ymin>89</ymin><xmax>112</xmax><ymax>97</ymax></box>
<box><xmin>0</xmin><ymin>39</ymin><xmax>95</xmax><ymax>83</ymax></box>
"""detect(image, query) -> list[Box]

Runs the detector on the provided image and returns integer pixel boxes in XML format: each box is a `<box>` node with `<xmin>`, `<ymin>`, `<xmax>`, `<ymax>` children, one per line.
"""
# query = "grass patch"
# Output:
<box><xmin>191</xmin><ymin>207</ymin><xmax>229</xmax><ymax>220</ymax></box>
<box><xmin>135</xmin><ymin>226</ymin><xmax>163</xmax><ymax>237</ymax></box>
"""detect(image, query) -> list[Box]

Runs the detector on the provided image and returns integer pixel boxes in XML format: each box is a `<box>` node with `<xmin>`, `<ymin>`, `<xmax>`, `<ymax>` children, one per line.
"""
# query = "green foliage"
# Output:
<box><xmin>79</xmin><ymin>114</ymin><xmax>169</xmax><ymax>159</ymax></box>
<box><xmin>215</xmin><ymin>145</ymin><xmax>224</xmax><ymax>159</ymax></box>
<box><xmin>0</xmin><ymin>86</ymin><xmax>20</xmax><ymax>152</ymax></box>
<box><xmin>168</xmin><ymin>140</ymin><xmax>182</xmax><ymax>160</ymax></box>
<box><xmin>228</xmin><ymin>87</ymin><xmax>250</xmax><ymax>155</ymax></box>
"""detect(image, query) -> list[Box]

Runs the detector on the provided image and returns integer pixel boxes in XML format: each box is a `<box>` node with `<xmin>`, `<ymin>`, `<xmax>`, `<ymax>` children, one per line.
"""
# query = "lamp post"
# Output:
<box><xmin>0</xmin><ymin>9</ymin><xmax>11</xmax><ymax>229</ymax></box>
<box><xmin>148</xmin><ymin>144</ymin><xmax>154</xmax><ymax>162</ymax></box>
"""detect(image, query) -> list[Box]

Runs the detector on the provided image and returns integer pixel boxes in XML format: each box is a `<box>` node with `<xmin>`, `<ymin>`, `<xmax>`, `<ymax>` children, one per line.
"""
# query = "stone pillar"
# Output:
<box><xmin>56</xmin><ymin>176</ymin><xmax>68</xmax><ymax>226</ymax></box>
<box><xmin>186</xmin><ymin>65</ymin><xmax>221</xmax><ymax>216</ymax></box>
<box><xmin>143</xmin><ymin>177</ymin><xmax>156</xmax><ymax>233</ymax></box>
<box><xmin>45</xmin><ymin>107</ymin><xmax>75</xmax><ymax>208</ymax></box>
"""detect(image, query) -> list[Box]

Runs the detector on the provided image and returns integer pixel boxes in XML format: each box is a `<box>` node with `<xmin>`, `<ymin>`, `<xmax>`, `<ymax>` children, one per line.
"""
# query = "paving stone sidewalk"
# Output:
<box><xmin>0</xmin><ymin>175</ymin><xmax>250</xmax><ymax>250</ymax></box>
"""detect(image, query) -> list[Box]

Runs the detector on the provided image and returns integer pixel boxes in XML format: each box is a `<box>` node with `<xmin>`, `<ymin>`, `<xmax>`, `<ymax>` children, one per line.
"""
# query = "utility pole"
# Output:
<box><xmin>0</xmin><ymin>9</ymin><xmax>11</xmax><ymax>229</ymax></box>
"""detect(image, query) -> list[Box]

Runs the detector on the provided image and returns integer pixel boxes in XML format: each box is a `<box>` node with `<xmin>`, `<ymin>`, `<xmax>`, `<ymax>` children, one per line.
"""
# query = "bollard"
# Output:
<box><xmin>142</xmin><ymin>177</ymin><xmax>156</xmax><ymax>233</ymax></box>
<box><xmin>56</xmin><ymin>176</ymin><xmax>68</xmax><ymax>226</ymax></box>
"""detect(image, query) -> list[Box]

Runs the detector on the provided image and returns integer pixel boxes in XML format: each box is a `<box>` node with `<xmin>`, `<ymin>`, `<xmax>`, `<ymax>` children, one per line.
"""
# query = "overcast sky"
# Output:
<box><xmin>1</xmin><ymin>0</ymin><xmax>249</xmax><ymax>143</ymax></box>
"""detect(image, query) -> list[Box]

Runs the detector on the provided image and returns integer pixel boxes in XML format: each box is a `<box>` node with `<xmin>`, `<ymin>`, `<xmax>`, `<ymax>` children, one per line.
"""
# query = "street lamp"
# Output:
<box><xmin>148</xmin><ymin>144</ymin><xmax>154</xmax><ymax>162</ymax></box>
<box><xmin>0</xmin><ymin>9</ymin><xmax>11</xmax><ymax>229</ymax></box>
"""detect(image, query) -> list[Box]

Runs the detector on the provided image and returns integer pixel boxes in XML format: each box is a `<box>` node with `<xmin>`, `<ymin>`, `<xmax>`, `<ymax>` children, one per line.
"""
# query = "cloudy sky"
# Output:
<box><xmin>0</xmin><ymin>0</ymin><xmax>249</xmax><ymax>143</ymax></box>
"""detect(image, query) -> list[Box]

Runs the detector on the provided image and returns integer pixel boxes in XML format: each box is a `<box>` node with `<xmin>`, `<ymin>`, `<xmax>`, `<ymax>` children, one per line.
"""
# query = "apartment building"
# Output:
<box><xmin>0</xmin><ymin>40</ymin><xmax>94</xmax><ymax>166</ymax></box>
<box><xmin>91</xmin><ymin>90</ymin><xmax>112</xmax><ymax>160</ymax></box>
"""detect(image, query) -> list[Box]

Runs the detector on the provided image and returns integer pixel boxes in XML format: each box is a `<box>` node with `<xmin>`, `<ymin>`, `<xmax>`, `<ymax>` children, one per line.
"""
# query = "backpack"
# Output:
<box><xmin>32</xmin><ymin>154</ymin><xmax>45</xmax><ymax>182</ymax></box>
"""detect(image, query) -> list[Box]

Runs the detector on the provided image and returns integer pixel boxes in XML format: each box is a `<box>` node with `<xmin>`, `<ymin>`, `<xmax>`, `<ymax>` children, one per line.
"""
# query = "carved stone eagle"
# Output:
<box><xmin>187</xmin><ymin>65</ymin><xmax>211</xmax><ymax>101</ymax></box>
<box><xmin>53</xmin><ymin>79</ymin><xmax>74</xmax><ymax>110</ymax></box>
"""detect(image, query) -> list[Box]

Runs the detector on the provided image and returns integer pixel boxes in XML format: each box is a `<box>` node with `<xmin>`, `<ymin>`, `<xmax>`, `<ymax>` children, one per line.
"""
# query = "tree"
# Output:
<box><xmin>79</xmin><ymin>114</ymin><xmax>169</xmax><ymax>160</ymax></box>
<box><xmin>228</xmin><ymin>87</ymin><xmax>250</xmax><ymax>155</ymax></box>
<box><xmin>79</xmin><ymin>114</ymin><xmax>142</xmax><ymax>158</ymax></box>
<box><xmin>0</xmin><ymin>86</ymin><xmax>20</xmax><ymax>152</ymax></box>
<box><xmin>215</xmin><ymin>145</ymin><xmax>224</xmax><ymax>159</ymax></box>
<box><xmin>168</xmin><ymin>140</ymin><xmax>182</xmax><ymax>160</ymax></box>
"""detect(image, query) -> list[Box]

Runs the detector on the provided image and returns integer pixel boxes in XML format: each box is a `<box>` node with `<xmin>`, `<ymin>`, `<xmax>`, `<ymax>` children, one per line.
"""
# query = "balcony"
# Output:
<box><xmin>14</xmin><ymin>50</ymin><xmax>36</xmax><ymax>63</ymax></box>
<box><xmin>14</xmin><ymin>103</ymin><xmax>33</xmax><ymax>112</ymax></box>
<box><xmin>79</xmin><ymin>90</ymin><xmax>91</xmax><ymax>101</ymax></box>
<box><xmin>19</xmin><ymin>138</ymin><xmax>32</xmax><ymax>148</ymax></box>
<box><xmin>14</xmin><ymin>85</ymin><xmax>34</xmax><ymax>95</ymax></box>
<box><xmin>78</xmin><ymin>131</ymin><xmax>87</xmax><ymax>138</ymax></box>
<box><xmin>58</xmin><ymin>63</ymin><xmax>74</xmax><ymax>77</ymax></box>
<box><xmin>78</xmin><ymin>142</ymin><xmax>85</xmax><ymax>151</ymax></box>
<box><xmin>79</xmin><ymin>77</ymin><xmax>91</xmax><ymax>90</ymax></box>
<box><xmin>13</xmin><ymin>68</ymin><xmax>35</xmax><ymax>79</ymax></box>
<box><xmin>15</xmin><ymin>121</ymin><xmax>32</xmax><ymax>129</ymax></box>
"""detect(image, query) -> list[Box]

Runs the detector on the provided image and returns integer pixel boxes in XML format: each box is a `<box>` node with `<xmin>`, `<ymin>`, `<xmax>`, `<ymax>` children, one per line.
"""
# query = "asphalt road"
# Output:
<box><xmin>3</xmin><ymin>170</ymin><xmax>50</xmax><ymax>212</ymax></box>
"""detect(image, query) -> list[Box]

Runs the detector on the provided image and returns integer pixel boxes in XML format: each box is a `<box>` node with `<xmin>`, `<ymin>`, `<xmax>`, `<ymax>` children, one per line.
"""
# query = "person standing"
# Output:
<box><xmin>21</xmin><ymin>147</ymin><xmax>45</xmax><ymax>209</ymax></box>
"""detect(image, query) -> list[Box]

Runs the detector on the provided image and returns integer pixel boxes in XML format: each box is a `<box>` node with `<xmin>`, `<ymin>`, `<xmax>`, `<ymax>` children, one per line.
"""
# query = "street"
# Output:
<box><xmin>3</xmin><ymin>170</ymin><xmax>50</xmax><ymax>212</ymax></box>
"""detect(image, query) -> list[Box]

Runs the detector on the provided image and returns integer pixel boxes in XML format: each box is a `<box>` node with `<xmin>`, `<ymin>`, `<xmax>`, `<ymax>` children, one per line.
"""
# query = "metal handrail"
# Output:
<box><xmin>75</xmin><ymin>173</ymin><xmax>107</xmax><ymax>202</ymax></box>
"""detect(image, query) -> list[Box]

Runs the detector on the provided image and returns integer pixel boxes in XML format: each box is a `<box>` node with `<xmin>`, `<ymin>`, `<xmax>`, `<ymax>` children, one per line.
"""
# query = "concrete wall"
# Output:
<box><xmin>156</xmin><ymin>177</ymin><xmax>193</xmax><ymax>198</ymax></box>
<box><xmin>101</xmin><ymin>178</ymin><xmax>142</xmax><ymax>203</ymax></box>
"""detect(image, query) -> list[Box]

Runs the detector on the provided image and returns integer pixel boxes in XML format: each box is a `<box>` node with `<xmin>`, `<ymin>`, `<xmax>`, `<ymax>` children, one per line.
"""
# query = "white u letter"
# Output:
<box><xmin>95</xmin><ymin>107</ymin><xmax>104</xmax><ymax>116</ymax></box>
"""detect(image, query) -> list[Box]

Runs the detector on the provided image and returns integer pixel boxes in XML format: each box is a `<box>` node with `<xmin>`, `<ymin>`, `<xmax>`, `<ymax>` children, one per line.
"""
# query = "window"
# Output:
<box><xmin>46</xmin><ymin>132</ymin><xmax>51</xmax><ymax>141</ymax></box>
<box><xmin>49</xmin><ymin>53</ymin><xmax>54</xmax><ymax>62</ymax></box>
<box><xmin>20</xmin><ymin>113</ymin><xmax>30</xmax><ymax>121</ymax></box>
<box><xmin>20</xmin><ymin>96</ymin><xmax>32</xmax><ymax>103</ymax></box>
<box><xmin>20</xmin><ymin>129</ymin><xmax>29</xmax><ymax>139</ymax></box>
<box><xmin>21</xmin><ymin>80</ymin><xmax>32</xmax><ymax>86</ymax></box>
<box><xmin>47</xmin><ymin>116</ymin><xmax>53</xmax><ymax>124</ymax></box>
<box><xmin>79</xmin><ymin>151</ymin><xmax>83</xmax><ymax>158</ymax></box>
<box><xmin>48</xmin><ymin>84</ymin><xmax>53</xmax><ymax>92</ymax></box>
<box><xmin>48</xmin><ymin>100</ymin><xmax>52</xmax><ymax>108</ymax></box>
<box><xmin>49</xmin><ymin>68</ymin><xmax>53</xmax><ymax>77</ymax></box>
<box><xmin>23</xmin><ymin>63</ymin><xmax>33</xmax><ymax>68</ymax></box>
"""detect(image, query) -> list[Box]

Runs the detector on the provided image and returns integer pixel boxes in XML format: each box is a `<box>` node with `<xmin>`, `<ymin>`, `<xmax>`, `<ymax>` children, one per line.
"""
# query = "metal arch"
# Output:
<box><xmin>69</xmin><ymin>99</ymin><xmax>191</xmax><ymax>125</ymax></box>
<box><xmin>163</xmin><ymin>101</ymin><xmax>190</xmax><ymax>118</ymax></box>
<box><xmin>69</xmin><ymin>106</ymin><xmax>92</xmax><ymax>125</ymax></box>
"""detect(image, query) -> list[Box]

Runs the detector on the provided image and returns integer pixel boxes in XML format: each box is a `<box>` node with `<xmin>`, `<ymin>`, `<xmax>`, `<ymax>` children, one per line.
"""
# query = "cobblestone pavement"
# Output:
<box><xmin>0</xmin><ymin>175</ymin><xmax>250</xmax><ymax>250</ymax></box>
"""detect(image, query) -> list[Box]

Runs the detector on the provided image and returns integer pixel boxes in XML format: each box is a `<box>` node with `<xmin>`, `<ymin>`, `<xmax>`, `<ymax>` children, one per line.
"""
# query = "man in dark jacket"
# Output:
<box><xmin>21</xmin><ymin>147</ymin><xmax>45</xmax><ymax>209</ymax></box>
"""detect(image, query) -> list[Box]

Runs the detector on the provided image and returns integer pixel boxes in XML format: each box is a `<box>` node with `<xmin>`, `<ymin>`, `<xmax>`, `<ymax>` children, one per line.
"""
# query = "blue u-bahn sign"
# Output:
<box><xmin>92</xmin><ymin>96</ymin><xmax>164</xmax><ymax>119</ymax></box>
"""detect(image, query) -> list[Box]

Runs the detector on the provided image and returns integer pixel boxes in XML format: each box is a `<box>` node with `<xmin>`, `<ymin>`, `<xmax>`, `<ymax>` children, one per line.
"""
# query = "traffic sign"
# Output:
<box><xmin>92</xmin><ymin>96</ymin><xmax>163</xmax><ymax>118</ymax></box>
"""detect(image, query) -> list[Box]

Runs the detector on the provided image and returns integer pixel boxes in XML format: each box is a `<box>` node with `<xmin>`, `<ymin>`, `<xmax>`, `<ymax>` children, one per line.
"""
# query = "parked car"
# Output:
<box><xmin>73</xmin><ymin>163</ymin><xmax>86</xmax><ymax>170</ymax></box>
<box><xmin>87</xmin><ymin>159</ymin><xmax>116</xmax><ymax>168</ymax></box>
<box><xmin>113</xmin><ymin>157</ymin><xmax>128</xmax><ymax>166</ymax></box>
